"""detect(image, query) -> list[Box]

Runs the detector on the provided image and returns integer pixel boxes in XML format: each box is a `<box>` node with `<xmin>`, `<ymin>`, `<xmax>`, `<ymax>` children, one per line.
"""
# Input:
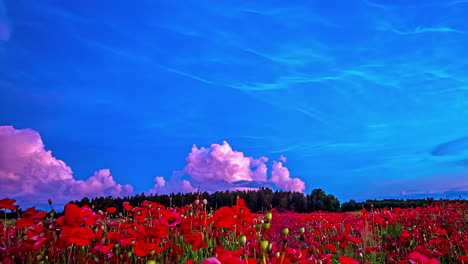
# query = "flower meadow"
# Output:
<box><xmin>0</xmin><ymin>198</ymin><xmax>467</xmax><ymax>264</ymax></box>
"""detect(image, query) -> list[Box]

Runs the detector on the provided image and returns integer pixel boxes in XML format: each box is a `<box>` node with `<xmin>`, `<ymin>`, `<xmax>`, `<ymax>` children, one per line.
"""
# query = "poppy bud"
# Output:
<box><xmin>260</xmin><ymin>240</ymin><xmax>269</xmax><ymax>251</ymax></box>
<box><xmin>48</xmin><ymin>198</ymin><xmax>53</xmax><ymax>206</ymax></box>
<box><xmin>275</xmin><ymin>252</ymin><xmax>280</xmax><ymax>258</ymax></box>
<box><xmin>255</xmin><ymin>223</ymin><xmax>262</xmax><ymax>231</ymax></box>
<box><xmin>299</xmin><ymin>227</ymin><xmax>305</xmax><ymax>234</ymax></box>
<box><xmin>146</xmin><ymin>260</ymin><xmax>156</xmax><ymax>264</ymax></box>
<box><xmin>263</xmin><ymin>223</ymin><xmax>271</xmax><ymax>229</ymax></box>
<box><xmin>194</xmin><ymin>200</ymin><xmax>200</xmax><ymax>205</ymax></box>
<box><xmin>238</xmin><ymin>235</ymin><xmax>247</xmax><ymax>245</ymax></box>
<box><xmin>202</xmin><ymin>199</ymin><xmax>208</xmax><ymax>205</ymax></box>
<box><xmin>265</xmin><ymin>212</ymin><xmax>272</xmax><ymax>221</ymax></box>
<box><xmin>282</xmin><ymin>227</ymin><xmax>289</xmax><ymax>236</ymax></box>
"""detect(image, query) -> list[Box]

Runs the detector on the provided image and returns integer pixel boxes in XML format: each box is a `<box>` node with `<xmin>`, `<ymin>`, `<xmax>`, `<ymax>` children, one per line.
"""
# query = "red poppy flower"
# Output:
<box><xmin>26</xmin><ymin>224</ymin><xmax>46</xmax><ymax>239</ymax></box>
<box><xmin>244</xmin><ymin>258</ymin><xmax>258</xmax><ymax>264</ymax></box>
<box><xmin>325</xmin><ymin>243</ymin><xmax>337</xmax><ymax>254</ymax></box>
<box><xmin>217</xmin><ymin>254</ymin><xmax>245</xmax><ymax>264</ymax></box>
<box><xmin>161</xmin><ymin>211</ymin><xmax>182</xmax><ymax>227</ymax></box>
<box><xmin>408</xmin><ymin>251</ymin><xmax>430</xmax><ymax>264</ymax></box>
<box><xmin>338</xmin><ymin>256</ymin><xmax>360</xmax><ymax>264</ymax></box>
<box><xmin>347</xmin><ymin>235</ymin><xmax>363</xmax><ymax>244</ymax></box>
<box><xmin>91</xmin><ymin>243</ymin><xmax>115</xmax><ymax>254</ymax></box>
<box><xmin>185</xmin><ymin>232</ymin><xmax>207</xmax><ymax>250</ymax></box>
<box><xmin>180</xmin><ymin>261</ymin><xmax>196</xmax><ymax>264</ymax></box>
<box><xmin>215</xmin><ymin>246</ymin><xmax>244</xmax><ymax>258</ymax></box>
<box><xmin>16</xmin><ymin>217</ymin><xmax>34</xmax><ymax>228</ymax></box>
<box><xmin>23</xmin><ymin>236</ymin><xmax>48</xmax><ymax>251</ymax></box>
<box><xmin>0</xmin><ymin>198</ymin><xmax>18</xmax><ymax>210</ymax></box>
<box><xmin>201</xmin><ymin>258</ymin><xmax>222</xmax><ymax>264</ymax></box>
<box><xmin>85</xmin><ymin>213</ymin><xmax>102</xmax><ymax>226</ymax></box>
<box><xmin>145</xmin><ymin>225</ymin><xmax>168</xmax><ymax>239</ymax></box>
<box><xmin>435</xmin><ymin>228</ymin><xmax>447</xmax><ymax>236</ymax></box>
<box><xmin>133</xmin><ymin>242</ymin><xmax>162</xmax><ymax>257</ymax></box>
<box><xmin>62</xmin><ymin>227</ymin><xmax>95</xmax><ymax>246</ymax></box>
<box><xmin>120</xmin><ymin>237</ymin><xmax>140</xmax><ymax>247</ymax></box>
<box><xmin>22</xmin><ymin>207</ymin><xmax>36</xmax><ymax>218</ymax></box>
<box><xmin>81</xmin><ymin>205</ymin><xmax>93</xmax><ymax>217</ymax></box>
<box><xmin>141</xmin><ymin>200</ymin><xmax>164</xmax><ymax>209</ymax></box>
<box><xmin>34</xmin><ymin>211</ymin><xmax>47</xmax><ymax>220</ymax></box>
<box><xmin>106</xmin><ymin>207</ymin><xmax>117</xmax><ymax>214</ymax></box>
<box><xmin>123</xmin><ymin>201</ymin><xmax>133</xmax><ymax>211</ymax></box>
<box><xmin>63</xmin><ymin>203</ymin><xmax>83</xmax><ymax>228</ymax></box>
<box><xmin>106</xmin><ymin>231</ymin><xmax>122</xmax><ymax>244</ymax></box>
<box><xmin>213</xmin><ymin>207</ymin><xmax>236</xmax><ymax>229</ymax></box>
<box><xmin>365</xmin><ymin>247</ymin><xmax>375</xmax><ymax>254</ymax></box>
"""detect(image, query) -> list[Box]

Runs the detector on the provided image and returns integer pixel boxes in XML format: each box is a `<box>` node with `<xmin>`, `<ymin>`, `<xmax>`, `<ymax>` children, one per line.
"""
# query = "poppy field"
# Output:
<box><xmin>0</xmin><ymin>198</ymin><xmax>467</xmax><ymax>264</ymax></box>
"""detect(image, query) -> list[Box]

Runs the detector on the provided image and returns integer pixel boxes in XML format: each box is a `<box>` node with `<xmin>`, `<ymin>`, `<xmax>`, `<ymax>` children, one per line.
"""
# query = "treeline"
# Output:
<box><xmin>70</xmin><ymin>188</ymin><xmax>440</xmax><ymax>214</ymax></box>
<box><xmin>72</xmin><ymin>188</ymin><xmax>339</xmax><ymax>213</ymax></box>
<box><xmin>341</xmin><ymin>198</ymin><xmax>437</xmax><ymax>212</ymax></box>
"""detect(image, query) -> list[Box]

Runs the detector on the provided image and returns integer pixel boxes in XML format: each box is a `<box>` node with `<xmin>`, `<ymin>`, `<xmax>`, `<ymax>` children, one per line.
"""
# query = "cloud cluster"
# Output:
<box><xmin>0</xmin><ymin>126</ymin><xmax>306</xmax><ymax>207</ymax></box>
<box><xmin>0</xmin><ymin>126</ymin><xmax>133</xmax><ymax>207</ymax></box>
<box><xmin>184</xmin><ymin>141</ymin><xmax>268</xmax><ymax>184</ymax></box>
<box><xmin>148</xmin><ymin>141</ymin><xmax>306</xmax><ymax>194</ymax></box>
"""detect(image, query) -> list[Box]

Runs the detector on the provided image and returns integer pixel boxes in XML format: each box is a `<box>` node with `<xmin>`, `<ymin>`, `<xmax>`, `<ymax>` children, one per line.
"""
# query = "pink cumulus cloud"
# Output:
<box><xmin>271</xmin><ymin>161</ymin><xmax>306</xmax><ymax>193</ymax></box>
<box><xmin>0</xmin><ymin>126</ymin><xmax>133</xmax><ymax>208</ymax></box>
<box><xmin>148</xmin><ymin>141</ymin><xmax>306</xmax><ymax>194</ymax></box>
<box><xmin>184</xmin><ymin>141</ymin><xmax>269</xmax><ymax>184</ymax></box>
<box><xmin>279</xmin><ymin>155</ymin><xmax>287</xmax><ymax>162</ymax></box>
<box><xmin>147</xmin><ymin>174</ymin><xmax>195</xmax><ymax>195</ymax></box>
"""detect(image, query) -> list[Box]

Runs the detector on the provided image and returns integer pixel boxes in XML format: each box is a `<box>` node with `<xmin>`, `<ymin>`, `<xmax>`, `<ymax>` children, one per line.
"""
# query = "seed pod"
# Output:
<box><xmin>260</xmin><ymin>240</ymin><xmax>269</xmax><ymax>251</ymax></box>
<box><xmin>265</xmin><ymin>212</ymin><xmax>272</xmax><ymax>221</ymax></box>
<box><xmin>299</xmin><ymin>227</ymin><xmax>305</xmax><ymax>234</ymax></box>
<box><xmin>238</xmin><ymin>235</ymin><xmax>247</xmax><ymax>245</ymax></box>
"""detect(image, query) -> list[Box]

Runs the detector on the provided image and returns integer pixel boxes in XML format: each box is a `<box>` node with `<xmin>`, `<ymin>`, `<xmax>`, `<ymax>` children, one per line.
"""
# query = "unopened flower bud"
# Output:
<box><xmin>238</xmin><ymin>235</ymin><xmax>247</xmax><ymax>245</ymax></box>
<box><xmin>299</xmin><ymin>227</ymin><xmax>305</xmax><ymax>234</ymax></box>
<box><xmin>260</xmin><ymin>240</ymin><xmax>269</xmax><ymax>251</ymax></box>
<box><xmin>263</xmin><ymin>223</ymin><xmax>271</xmax><ymax>229</ymax></box>
<box><xmin>265</xmin><ymin>212</ymin><xmax>272</xmax><ymax>221</ymax></box>
<box><xmin>202</xmin><ymin>199</ymin><xmax>208</xmax><ymax>205</ymax></box>
<box><xmin>282</xmin><ymin>227</ymin><xmax>289</xmax><ymax>236</ymax></box>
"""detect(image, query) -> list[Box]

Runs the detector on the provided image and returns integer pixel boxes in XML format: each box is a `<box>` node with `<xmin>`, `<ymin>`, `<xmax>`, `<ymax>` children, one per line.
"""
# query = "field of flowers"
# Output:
<box><xmin>0</xmin><ymin>198</ymin><xmax>467</xmax><ymax>264</ymax></box>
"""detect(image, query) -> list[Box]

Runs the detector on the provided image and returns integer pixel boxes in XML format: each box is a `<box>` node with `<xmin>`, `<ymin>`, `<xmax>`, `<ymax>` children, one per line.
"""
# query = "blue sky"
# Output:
<box><xmin>1</xmin><ymin>0</ymin><xmax>468</xmax><ymax>204</ymax></box>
